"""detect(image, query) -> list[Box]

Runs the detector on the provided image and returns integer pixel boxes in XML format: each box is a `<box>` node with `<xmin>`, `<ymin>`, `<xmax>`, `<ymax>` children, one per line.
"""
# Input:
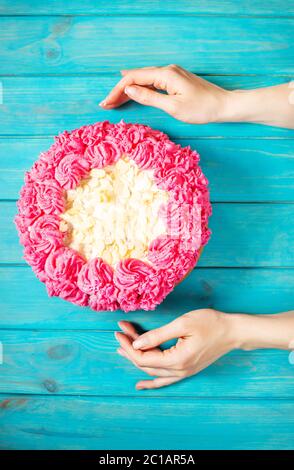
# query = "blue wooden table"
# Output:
<box><xmin>0</xmin><ymin>0</ymin><xmax>293</xmax><ymax>450</ymax></box>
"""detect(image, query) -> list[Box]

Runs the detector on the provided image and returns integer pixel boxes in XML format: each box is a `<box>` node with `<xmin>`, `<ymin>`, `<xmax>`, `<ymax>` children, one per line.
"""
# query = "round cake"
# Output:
<box><xmin>15</xmin><ymin>120</ymin><xmax>211</xmax><ymax>312</ymax></box>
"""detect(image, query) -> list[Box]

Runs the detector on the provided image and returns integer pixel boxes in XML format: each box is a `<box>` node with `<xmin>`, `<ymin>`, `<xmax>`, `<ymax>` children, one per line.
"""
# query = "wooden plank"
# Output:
<box><xmin>1</xmin><ymin>395</ymin><xmax>294</xmax><ymax>449</ymax></box>
<box><xmin>2</xmin><ymin>201</ymin><xmax>294</xmax><ymax>266</ymax></box>
<box><xmin>0</xmin><ymin>76</ymin><xmax>293</xmax><ymax>138</ymax></box>
<box><xmin>1</xmin><ymin>137</ymin><xmax>293</xmax><ymax>202</ymax></box>
<box><xmin>0</xmin><ymin>267</ymin><xmax>293</xmax><ymax>330</ymax></box>
<box><xmin>0</xmin><ymin>17</ymin><xmax>293</xmax><ymax>75</ymax></box>
<box><xmin>1</xmin><ymin>76</ymin><xmax>293</xmax><ymax>138</ymax></box>
<box><xmin>1</xmin><ymin>0</ymin><xmax>293</xmax><ymax>16</ymax></box>
<box><xmin>0</xmin><ymin>330</ymin><xmax>293</xmax><ymax>398</ymax></box>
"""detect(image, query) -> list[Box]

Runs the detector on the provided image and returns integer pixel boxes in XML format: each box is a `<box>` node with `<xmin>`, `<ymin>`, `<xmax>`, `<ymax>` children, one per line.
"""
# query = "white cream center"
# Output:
<box><xmin>60</xmin><ymin>156</ymin><xmax>168</xmax><ymax>267</ymax></box>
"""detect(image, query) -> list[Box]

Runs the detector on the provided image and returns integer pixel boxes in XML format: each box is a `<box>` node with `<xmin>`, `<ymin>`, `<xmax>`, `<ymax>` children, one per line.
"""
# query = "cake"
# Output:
<box><xmin>15</xmin><ymin>120</ymin><xmax>211</xmax><ymax>312</ymax></box>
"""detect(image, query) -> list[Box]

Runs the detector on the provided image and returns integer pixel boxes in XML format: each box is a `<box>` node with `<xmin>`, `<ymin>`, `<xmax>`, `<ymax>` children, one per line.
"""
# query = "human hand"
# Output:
<box><xmin>100</xmin><ymin>66</ymin><xmax>294</xmax><ymax>129</ymax></box>
<box><xmin>100</xmin><ymin>65</ymin><xmax>230</xmax><ymax>124</ymax></box>
<box><xmin>115</xmin><ymin>309</ymin><xmax>294</xmax><ymax>389</ymax></box>
<box><xmin>115</xmin><ymin>308</ymin><xmax>237</xmax><ymax>390</ymax></box>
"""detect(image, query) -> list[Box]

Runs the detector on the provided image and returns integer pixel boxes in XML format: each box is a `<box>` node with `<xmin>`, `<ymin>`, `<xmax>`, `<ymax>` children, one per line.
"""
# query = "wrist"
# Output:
<box><xmin>213</xmin><ymin>83</ymin><xmax>294</xmax><ymax>128</ymax></box>
<box><xmin>219</xmin><ymin>312</ymin><xmax>244</xmax><ymax>351</ymax></box>
<box><xmin>224</xmin><ymin>312</ymin><xmax>294</xmax><ymax>351</ymax></box>
<box><xmin>225</xmin><ymin>313</ymin><xmax>258</xmax><ymax>350</ymax></box>
<box><xmin>219</xmin><ymin>88</ymin><xmax>265</xmax><ymax>124</ymax></box>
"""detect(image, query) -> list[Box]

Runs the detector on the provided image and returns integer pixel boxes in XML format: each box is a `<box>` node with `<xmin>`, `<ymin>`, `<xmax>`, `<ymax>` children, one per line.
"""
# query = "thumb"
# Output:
<box><xmin>124</xmin><ymin>85</ymin><xmax>173</xmax><ymax>114</ymax></box>
<box><xmin>132</xmin><ymin>318</ymin><xmax>185</xmax><ymax>350</ymax></box>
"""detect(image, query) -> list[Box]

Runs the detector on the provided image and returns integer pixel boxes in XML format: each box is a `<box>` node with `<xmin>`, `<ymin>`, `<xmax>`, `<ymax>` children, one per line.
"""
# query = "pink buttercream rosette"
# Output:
<box><xmin>15</xmin><ymin>120</ymin><xmax>211</xmax><ymax>312</ymax></box>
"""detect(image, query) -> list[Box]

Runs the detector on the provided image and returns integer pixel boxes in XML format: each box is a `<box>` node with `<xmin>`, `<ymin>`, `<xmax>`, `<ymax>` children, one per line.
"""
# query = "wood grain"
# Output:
<box><xmin>1</xmin><ymin>0</ymin><xmax>293</xmax><ymax>16</ymax></box>
<box><xmin>1</xmin><ymin>267</ymin><xmax>293</xmax><ymax>330</ymax></box>
<box><xmin>2</xmin><ymin>201</ymin><xmax>294</xmax><ymax>266</ymax></box>
<box><xmin>1</xmin><ymin>395</ymin><xmax>294</xmax><ymax>449</ymax></box>
<box><xmin>0</xmin><ymin>76</ymin><xmax>293</xmax><ymax>138</ymax></box>
<box><xmin>1</xmin><ymin>0</ymin><xmax>294</xmax><ymax>451</ymax></box>
<box><xmin>1</xmin><ymin>137</ymin><xmax>293</xmax><ymax>201</ymax></box>
<box><xmin>0</xmin><ymin>330</ymin><xmax>293</xmax><ymax>398</ymax></box>
<box><xmin>0</xmin><ymin>17</ymin><xmax>293</xmax><ymax>75</ymax></box>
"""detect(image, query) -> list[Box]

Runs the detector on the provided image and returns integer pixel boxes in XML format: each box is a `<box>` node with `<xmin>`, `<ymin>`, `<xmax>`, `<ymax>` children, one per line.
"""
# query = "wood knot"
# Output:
<box><xmin>46</xmin><ymin>47</ymin><xmax>60</xmax><ymax>60</ymax></box>
<box><xmin>47</xmin><ymin>343</ymin><xmax>72</xmax><ymax>360</ymax></box>
<box><xmin>43</xmin><ymin>379</ymin><xmax>58</xmax><ymax>393</ymax></box>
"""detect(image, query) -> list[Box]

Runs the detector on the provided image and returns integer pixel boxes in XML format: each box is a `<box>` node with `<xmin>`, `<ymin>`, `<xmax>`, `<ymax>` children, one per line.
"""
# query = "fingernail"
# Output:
<box><xmin>136</xmin><ymin>384</ymin><xmax>144</xmax><ymax>390</ymax></box>
<box><xmin>133</xmin><ymin>337</ymin><xmax>147</xmax><ymax>350</ymax></box>
<box><xmin>124</xmin><ymin>86</ymin><xmax>137</xmax><ymax>97</ymax></box>
<box><xmin>119</xmin><ymin>324</ymin><xmax>128</xmax><ymax>335</ymax></box>
<box><xmin>117</xmin><ymin>348</ymin><xmax>124</xmax><ymax>356</ymax></box>
<box><xmin>99</xmin><ymin>99</ymin><xmax>108</xmax><ymax>107</ymax></box>
<box><xmin>114</xmin><ymin>331</ymin><xmax>120</xmax><ymax>341</ymax></box>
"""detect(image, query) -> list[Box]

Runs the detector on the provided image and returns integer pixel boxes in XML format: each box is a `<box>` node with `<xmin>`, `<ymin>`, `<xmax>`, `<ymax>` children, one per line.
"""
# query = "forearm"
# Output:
<box><xmin>226</xmin><ymin>310</ymin><xmax>294</xmax><ymax>351</ymax></box>
<box><xmin>220</xmin><ymin>83</ymin><xmax>294</xmax><ymax>129</ymax></box>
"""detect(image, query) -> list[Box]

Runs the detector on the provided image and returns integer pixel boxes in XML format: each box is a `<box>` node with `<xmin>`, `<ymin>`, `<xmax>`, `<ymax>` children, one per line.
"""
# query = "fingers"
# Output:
<box><xmin>116</xmin><ymin>322</ymin><xmax>175</xmax><ymax>376</ymax></box>
<box><xmin>124</xmin><ymin>85</ymin><xmax>173</xmax><ymax>113</ymax></box>
<box><xmin>118</xmin><ymin>321</ymin><xmax>140</xmax><ymax>341</ymax></box>
<box><xmin>100</xmin><ymin>93</ymin><xmax>130</xmax><ymax>109</ymax></box>
<box><xmin>115</xmin><ymin>331</ymin><xmax>176</xmax><ymax>368</ymax></box>
<box><xmin>118</xmin><ymin>344</ymin><xmax>182</xmax><ymax>389</ymax></box>
<box><xmin>117</xmin><ymin>346</ymin><xmax>132</xmax><ymax>361</ymax></box>
<box><xmin>101</xmin><ymin>67</ymin><xmax>161</xmax><ymax>105</ymax></box>
<box><xmin>100</xmin><ymin>66</ymin><xmax>173</xmax><ymax>112</ymax></box>
<box><xmin>120</xmin><ymin>66</ymin><xmax>157</xmax><ymax>77</ymax></box>
<box><xmin>118</xmin><ymin>321</ymin><xmax>160</xmax><ymax>352</ymax></box>
<box><xmin>136</xmin><ymin>377</ymin><xmax>181</xmax><ymax>390</ymax></box>
<box><xmin>132</xmin><ymin>318</ymin><xmax>187</xmax><ymax>351</ymax></box>
<box><xmin>117</xmin><ymin>347</ymin><xmax>175</xmax><ymax>377</ymax></box>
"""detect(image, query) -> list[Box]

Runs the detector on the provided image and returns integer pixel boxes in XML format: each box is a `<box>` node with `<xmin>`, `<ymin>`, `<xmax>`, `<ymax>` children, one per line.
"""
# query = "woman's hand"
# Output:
<box><xmin>100</xmin><ymin>65</ymin><xmax>229</xmax><ymax>124</ymax></box>
<box><xmin>115</xmin><ymin>309</ymin><xmax>294</xmax><ymax>390</ymax></box>
<box><xmin>100</xmin><ymin>65</ymin><xmax>294</xmax><ymax>128</ymax></box>
<box><xmin>115</xmin><ymin>308</ymin><xmax>237</xmax><ymax>390</ymax></box>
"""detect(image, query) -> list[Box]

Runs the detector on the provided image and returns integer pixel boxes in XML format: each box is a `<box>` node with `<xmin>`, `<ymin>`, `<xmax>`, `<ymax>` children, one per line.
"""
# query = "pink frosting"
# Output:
<box><xmin>85</xmin><ymin>138</ymin><xmax>122</xmax><ymax>169</ymax></box>
<box><xmin>29</xmin><ymin>214</ymin><xmax>63</xmax><ymax>255</ymax></box>
<box><xmin>45</xmin><ymin>247</ymin><xmax>88</xmax><ymax>306</ymax></box>
<box><xmin>114</xmin><ymin>259</ymin><xmax>171</xmax><ymax>311</ymax></box>
<box><xmin>35</xmin><ymin>181</ymin><xmax>65</xmax><ymax>215</ymax></box>
<box><xmin>78</xmin><ymin>258</ymin><xmax>116</xmax><ymax>292</ymax></box>
<box><xmin>148</xmin><ymin>235</ymin><xmax>200</xmax><ymax>284</ymax></box>
<box><xmin>26</xmin><ymin>157</ymin><xmax>56</xmax><ymax>184</ymax></box>
<box><xmin>23</xmin><ymin>245</ymin><xmax>48</xmax><ymax>282</ymax></box>
<box><xmin>89</xmin><ymin>289</ymin><xmax>119</xmax><ymax>312</ymax></box>
<box><xmin>77</xmin><ymin>258</ymin><xmax>119</xmax><ymax>310</ymax></box>
<box><xmin>131</xmin><ymin>141</ymin><xmax>158</xmax><ymax>170</ymax></box>
<box><xmin>55</xmin><ymin>153</ymin><xmax>90</xmax><ymax>189</ymax></box>
<box><xmin>15</xmin><ymin>120</ymin><xmax>211</xmax><ymax>312</ymax></box>
<box><xmin>17</xmin><ymin>184</ymin><xmax>41</xmax><ymax>220</ymax></box>
<box><xmin>15</xmin><ymin>215</ymin><xmax>31</xmax><ymax>245</ymax></box>
<box><xmin>45</xmin><ymin>247</ymin><xmax>84</xmax><ymax>280</ymax></box>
